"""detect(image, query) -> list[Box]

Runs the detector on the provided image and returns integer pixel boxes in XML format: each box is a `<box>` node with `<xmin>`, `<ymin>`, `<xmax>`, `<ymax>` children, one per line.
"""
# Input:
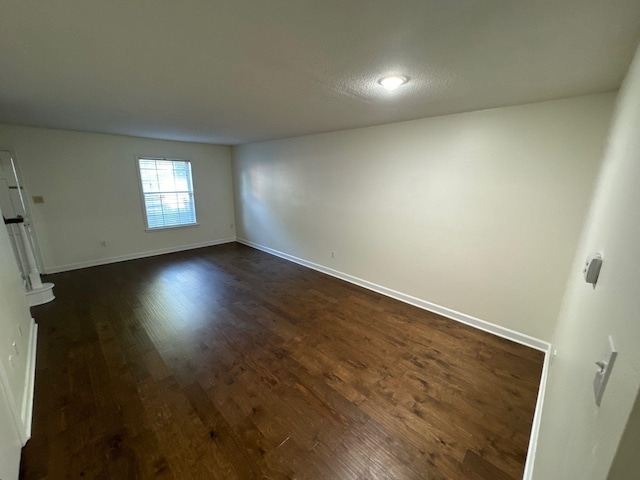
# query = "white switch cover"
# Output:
<box><xmin>593</xmin><ymin>335</ymin><xmax>618</xmax><ymax>407</ymax></box>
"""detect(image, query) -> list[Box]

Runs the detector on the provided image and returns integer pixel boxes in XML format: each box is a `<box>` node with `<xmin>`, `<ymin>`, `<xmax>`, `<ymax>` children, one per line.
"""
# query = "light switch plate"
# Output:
<box><xmin>584</xmin><ymin>253</ymin><xmax>603</xmax><ymax>284</ymax></box>
<box><xmin>594</xmin><ymin>335</ymin><xmax>617</xmax><ymax>407</ymax></box>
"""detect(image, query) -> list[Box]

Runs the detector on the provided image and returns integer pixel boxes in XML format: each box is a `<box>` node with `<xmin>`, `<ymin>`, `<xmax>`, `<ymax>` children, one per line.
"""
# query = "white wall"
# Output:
<box><xmin>532</xmin><ymin>45</ymin><xmax>640</xmax><ymax>479</ymax></box>
<box><xmin>232</xmin><ymin>93</ymin><xmax>614</xmax><ymax>341</ymax></box>
<box><xmin>0</xmin><ymin>383</ymin><xmax>22</xmax><ymax>480</ymax></box>
<box><xmin>0</xmin><ymin>204</ymin><xmax>38</xmax><ymax>480</ymax></box>
<box><xmin>0</xmin><ymin>125</ymin><xmax>235</xmax><ymax>272</ymax></box>
<box><xmin>607</xmin><ymin>390</ymin><xmax>640</xmax><ymax>479</ymax></box>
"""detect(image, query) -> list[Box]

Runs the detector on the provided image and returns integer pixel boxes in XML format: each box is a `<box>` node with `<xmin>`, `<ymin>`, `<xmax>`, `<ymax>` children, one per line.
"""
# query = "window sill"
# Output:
<box><xmin>145</xmin><ymin>222</ymin><xmax>199</xmax><ymax>232</ymax></box>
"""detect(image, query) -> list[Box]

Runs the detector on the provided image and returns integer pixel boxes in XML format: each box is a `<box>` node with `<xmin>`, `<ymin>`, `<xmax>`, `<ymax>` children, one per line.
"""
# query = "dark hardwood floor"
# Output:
<box><xmin>20</xmin><ymin>242</ymin><xmax>544</xmax><ymax>479</ymax></box>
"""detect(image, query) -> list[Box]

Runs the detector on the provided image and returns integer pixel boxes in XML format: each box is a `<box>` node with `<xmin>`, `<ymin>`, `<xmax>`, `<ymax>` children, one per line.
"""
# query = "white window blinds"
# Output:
<box><xmin>138</xmin><ymin>158</ymin><xmax>197</xmax><ymax>229</ymax></box>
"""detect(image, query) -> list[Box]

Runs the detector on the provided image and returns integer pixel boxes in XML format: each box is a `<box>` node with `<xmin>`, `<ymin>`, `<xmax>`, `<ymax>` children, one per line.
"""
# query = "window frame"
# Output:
<box><xmin>135</xmin><ymin>156</ymin><xmax>199</xmax><ymax>231</ymax></box>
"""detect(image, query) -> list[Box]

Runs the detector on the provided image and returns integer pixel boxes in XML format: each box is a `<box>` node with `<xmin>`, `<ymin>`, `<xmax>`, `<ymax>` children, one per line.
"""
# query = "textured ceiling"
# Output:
<box><xmin>1</xmin><ymin>0</ymin><xmax>639</xmax><ymax>145</ymax></box>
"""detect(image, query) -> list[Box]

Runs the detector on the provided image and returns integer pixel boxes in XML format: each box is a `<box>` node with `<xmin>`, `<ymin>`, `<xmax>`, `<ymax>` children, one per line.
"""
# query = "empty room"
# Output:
<box><xmin>1</xmin><ymin>1</ymin><xmax>639</xmax><ymax>479</ymax></box>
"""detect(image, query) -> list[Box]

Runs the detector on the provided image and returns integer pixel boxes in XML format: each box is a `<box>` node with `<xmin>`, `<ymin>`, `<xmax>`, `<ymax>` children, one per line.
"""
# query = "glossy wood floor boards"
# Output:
<box><xmin>21</xmin><ymin>243</ymin><xmax>544</xmax><ymax>480</ymax></box>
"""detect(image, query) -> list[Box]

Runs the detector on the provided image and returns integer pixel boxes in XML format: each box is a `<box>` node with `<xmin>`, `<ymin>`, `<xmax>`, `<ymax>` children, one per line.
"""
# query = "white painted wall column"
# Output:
<box><xmin>0</xmin><ymin>378</ymin><xmax>23</xmax><ymax>480</ymax></box>
<box><xmin>531</xmin><ymin>42</ymin><xmax>640</xmax><ymax>479</ymax></box>
<box><xmin>0</xmin><ymin>208</ymin><xmax>39</xmax><ymax>480</ymax></box>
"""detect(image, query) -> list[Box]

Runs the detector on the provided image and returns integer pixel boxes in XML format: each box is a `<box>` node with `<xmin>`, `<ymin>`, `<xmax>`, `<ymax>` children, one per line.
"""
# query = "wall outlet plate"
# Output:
<box><xmin>593</xmin><ymin>335</ymin><xmax>618</xmax><ymax>407</ymax></box>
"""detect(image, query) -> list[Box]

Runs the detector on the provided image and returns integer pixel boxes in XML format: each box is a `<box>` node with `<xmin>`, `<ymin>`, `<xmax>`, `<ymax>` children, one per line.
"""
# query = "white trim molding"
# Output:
<box><xmin>21</xmin><ymin>319</ymin><xmax>38</xmax><ymax>441</ymax></box>
<box><xmin>522</xmin><ymin>348</ymin><xmax>551</xmax><ymax>480</ymax></box>
<box><xmin>237</xmin><ymin>238</ymin><xmax>549</xmax><ymax>352</ymax></box>
<box><xmin>44</xmin><ymin>237</ymin><xmax>237</xmax><ymax>274</ymax></box>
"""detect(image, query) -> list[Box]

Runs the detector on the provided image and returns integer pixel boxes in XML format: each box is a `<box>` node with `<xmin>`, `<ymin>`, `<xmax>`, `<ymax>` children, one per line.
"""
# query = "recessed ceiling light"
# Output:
<box><xmin>378</xmin><ymin>75</ymin><xmax>409</xmax><ymax>90</ymax></box>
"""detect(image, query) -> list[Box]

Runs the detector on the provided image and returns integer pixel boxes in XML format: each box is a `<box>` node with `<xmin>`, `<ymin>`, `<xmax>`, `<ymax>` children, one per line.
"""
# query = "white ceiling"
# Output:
<box><xmin>1</xmin><ymin>1</ymin><xmax>639</xmax><ymax>145</ymax></box>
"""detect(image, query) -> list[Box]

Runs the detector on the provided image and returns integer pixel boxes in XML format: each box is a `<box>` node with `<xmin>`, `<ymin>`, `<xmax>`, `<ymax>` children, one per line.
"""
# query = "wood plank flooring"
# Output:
<box><xmin>20</xmin><ymin>242</ymin><xmax>544</xmax><ymax>479</ymax></box>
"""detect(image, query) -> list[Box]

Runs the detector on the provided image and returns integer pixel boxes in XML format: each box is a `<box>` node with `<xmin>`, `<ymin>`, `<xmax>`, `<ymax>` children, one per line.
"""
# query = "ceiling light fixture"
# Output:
<box><xmin>378</xmin><ymin>74</ymin><xmax>409</xmax><ymax>90</ymax></box>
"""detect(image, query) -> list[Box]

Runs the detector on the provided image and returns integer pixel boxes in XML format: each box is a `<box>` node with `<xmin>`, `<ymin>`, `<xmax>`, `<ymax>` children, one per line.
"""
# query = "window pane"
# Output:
<box><xmin>139</xmin><ymin>167</ymin><xmax>160</xmax><ymax>193</ymax></box>
<box><xmin>138</xmin><ymin>158</ymin><xmax>197</xmax><ymax>229</ymax></box>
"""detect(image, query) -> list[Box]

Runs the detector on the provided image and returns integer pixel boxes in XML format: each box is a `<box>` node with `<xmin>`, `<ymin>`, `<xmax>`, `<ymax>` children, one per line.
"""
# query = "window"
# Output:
<box><xmin>137</xmin><ymin>157</ymin><xmax>197</xmax><ymax>230</ymax></box>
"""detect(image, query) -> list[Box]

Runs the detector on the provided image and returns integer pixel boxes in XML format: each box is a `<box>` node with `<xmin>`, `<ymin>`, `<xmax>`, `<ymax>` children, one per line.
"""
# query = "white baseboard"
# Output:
<box><xmin>522</xmin><ymin>347</ymin><xmax>551</xmax><ymax>480</ymax></box>
<box><xmin>237</xmin><ymin>237</ymin><xmax>551</xmax><ymax>480</ymax></box>
<box><xmin>44</xmin><ymin>237</ymin><xmax>237</xmax><ymax>274</ymax></box>
<box><xmin>237</xmin><ymin>238</ymin><xmax>550</xmax><ymax>352</ymax></box>
<box><xmin>40</xmin><ymin>235</ymin><xmax>551</xmax><ymax>478</ymax></box>
<box><xmin>21</xmin><ymin>319</ymin><xmax>37</xmax><ymax>442</ymax></box>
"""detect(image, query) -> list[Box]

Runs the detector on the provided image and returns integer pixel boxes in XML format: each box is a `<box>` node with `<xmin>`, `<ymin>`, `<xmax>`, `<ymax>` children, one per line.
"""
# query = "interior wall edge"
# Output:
<box><xmin>43</xmin><ymin>237</ymin><xmax>237</xmax><ymax>274</ymax></box>
<box><xmin>236</xmin><ymin>237</ymin><xmax>550</xmax><ymax>352</ymax></box>
<box><xmin>523</xmin><ymin>347</ymin><xmax>552</xmax><ymax>480</ymax></box>
<box><xmin>20</xmin><ymin>319</ymin><xmax>37</xmax><ymax>442</ymax></box>
<box><xmin>0</xmin><ymin>355</ymin><xmax>24</xmax><ymax>445</ymax></box>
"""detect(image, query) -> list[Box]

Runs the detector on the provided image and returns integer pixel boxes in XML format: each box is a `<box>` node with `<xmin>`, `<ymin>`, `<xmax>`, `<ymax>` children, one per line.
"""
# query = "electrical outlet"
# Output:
<box><xmin>100</xmin><ymin>240</ymin><xmax>107</xmax><ymax>247</ymax></box>
<box><xmin>331</xmin><ymin>251</ymin><xmax>335</xmax><ymax>259</ymax></box>
<box><xmin>8</xmin><ymin>355</ymin><xmax>15</xmax><ymax>368</ymax></box>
